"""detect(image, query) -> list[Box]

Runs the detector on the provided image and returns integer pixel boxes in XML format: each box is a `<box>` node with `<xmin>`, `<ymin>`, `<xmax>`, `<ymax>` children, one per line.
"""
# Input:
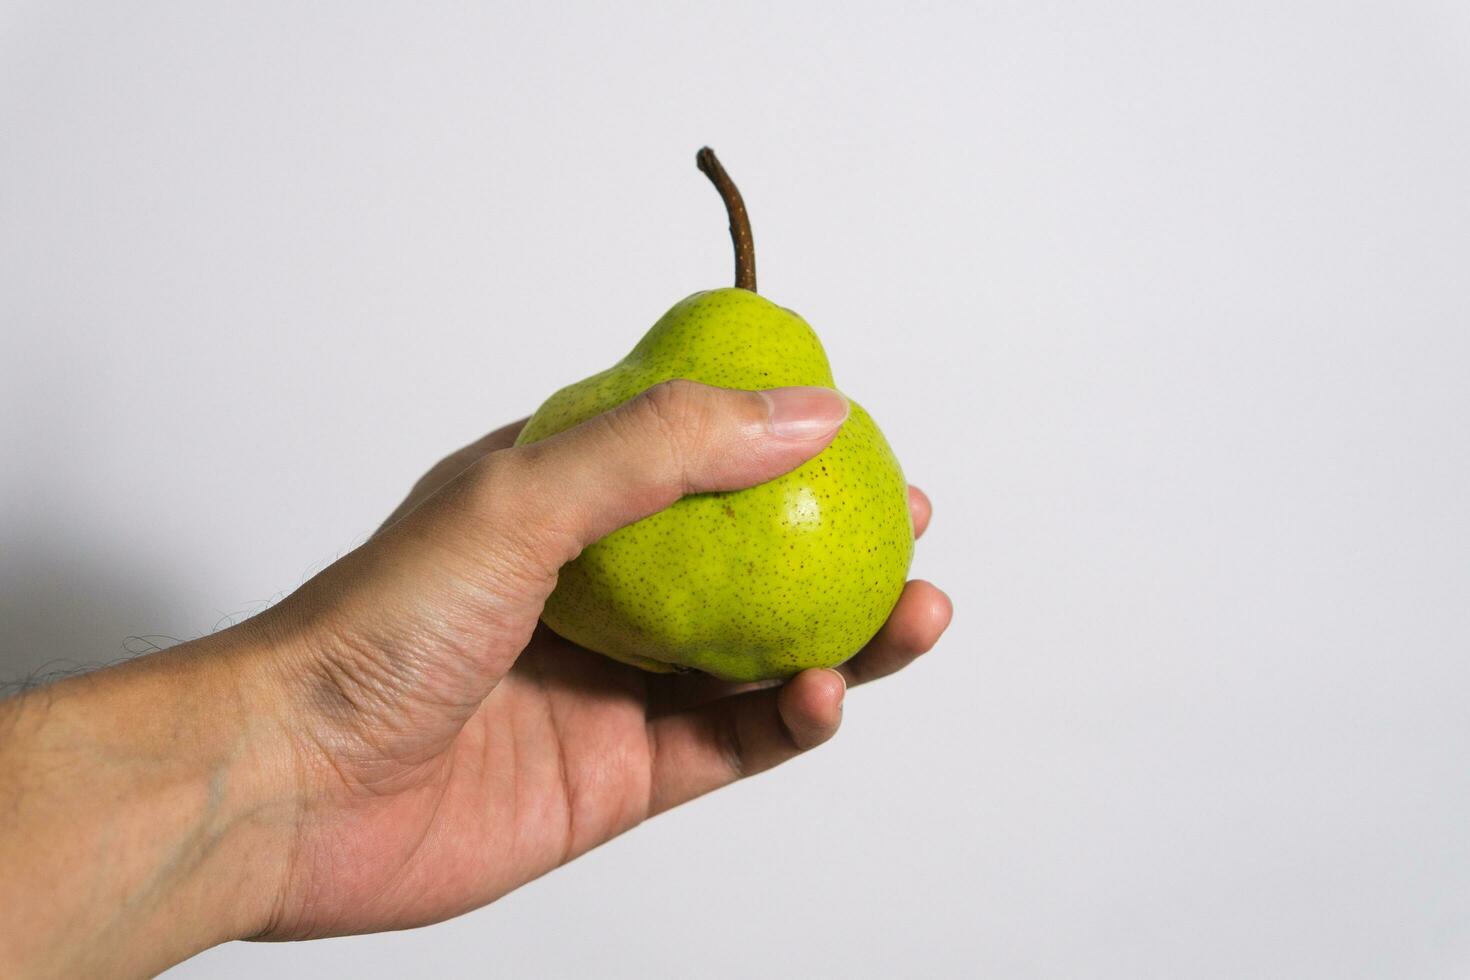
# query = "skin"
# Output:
<box><xmin>518</xmin><ymin>288</ymin><xmax>915</xmax><ymax>680</ymax></box>
<box><xmin>0</xmin><ymin>381</ymin><xmax>952</xmax><ymax>978</ymax></box>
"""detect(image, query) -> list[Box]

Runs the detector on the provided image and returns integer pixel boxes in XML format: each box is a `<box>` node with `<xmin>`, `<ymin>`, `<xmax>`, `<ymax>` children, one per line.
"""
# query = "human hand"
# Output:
<box><xmin>0</xmin><ymin>381</ymin><xmax>951</xmax><ymax>975</ymax></box>
<box><xmin>256</xmin><ymin>380</ymin><xmax>951</xmax><ymax>938</ymax></box>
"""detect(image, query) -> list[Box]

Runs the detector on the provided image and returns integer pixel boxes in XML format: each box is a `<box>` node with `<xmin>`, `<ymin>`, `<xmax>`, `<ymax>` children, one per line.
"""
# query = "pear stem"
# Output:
<box><xmin>696</xmin><ymin>147</ymin><xmax>757</xmax><ymax>293</ymax></box>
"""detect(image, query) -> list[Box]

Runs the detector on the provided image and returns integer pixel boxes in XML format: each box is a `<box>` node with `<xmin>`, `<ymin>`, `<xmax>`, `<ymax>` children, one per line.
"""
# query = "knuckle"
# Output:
<box><xmin>477</xmin><ymin>448</ymin><xmax>586</xmax><ymax>572</ymax></box>
<box><xmin>467</xmin><ymin>448</ymin><xmax>552</xmax><ymax>533</ymax></box>
<box><xmin>639</xmin><ymin>379</ymin><xmax>707</xmax><ymax>436</ymax></box>
<box><xmin>446</xmin><ymin>447</ymin><xmax>520</xmax><ymax>521</ymax></box>
<box><xmin>634</xmin><ymin>380</ymin><xmax>715</xmax><ymax>476</ymax></box>
<box><xmin>437</xmin><ymin>450</ymin><xmax>554</xmax><ymax>560</ymax></box>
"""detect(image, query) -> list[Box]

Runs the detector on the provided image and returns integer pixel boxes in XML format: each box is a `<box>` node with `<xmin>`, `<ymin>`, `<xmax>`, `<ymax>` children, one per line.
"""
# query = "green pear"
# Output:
<box><xmin>515</xmin><ymin>149</ymin><xmax>912</xmax><ymax>682</ymax></box>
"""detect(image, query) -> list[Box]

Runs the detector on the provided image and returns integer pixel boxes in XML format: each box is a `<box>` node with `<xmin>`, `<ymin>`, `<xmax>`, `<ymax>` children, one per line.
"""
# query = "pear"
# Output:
<box><xmin>515</xmin><ymin>148</ymin><xmax>912</xmax><ymax>682</ymax></box>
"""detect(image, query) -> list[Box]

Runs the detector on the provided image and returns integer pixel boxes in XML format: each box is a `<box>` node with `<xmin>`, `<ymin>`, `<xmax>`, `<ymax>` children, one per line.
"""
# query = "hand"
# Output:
<box><xmin>258</xmin><ymin>381</ymin><xmax>951</xmax><ymax>938</ymax></box>
<box><xmin>0</xmin><ymin>382</ymin><xmax>951</xmax><ymax>975</ymax></box>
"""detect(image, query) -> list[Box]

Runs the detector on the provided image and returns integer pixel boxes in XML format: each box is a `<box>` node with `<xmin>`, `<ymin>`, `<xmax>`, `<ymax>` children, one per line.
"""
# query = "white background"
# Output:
<box><xmin>4</xmin><ymin>2</ymin><xmax>1469</xmax><ymax>977</ymax></box>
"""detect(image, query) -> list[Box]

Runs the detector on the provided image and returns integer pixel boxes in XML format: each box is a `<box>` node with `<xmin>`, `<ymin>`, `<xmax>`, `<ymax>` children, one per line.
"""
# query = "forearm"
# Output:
<box><xmin>0</xmin><ymin>628</ymin><xmax>301</xmax><ymax>979</ymax></box>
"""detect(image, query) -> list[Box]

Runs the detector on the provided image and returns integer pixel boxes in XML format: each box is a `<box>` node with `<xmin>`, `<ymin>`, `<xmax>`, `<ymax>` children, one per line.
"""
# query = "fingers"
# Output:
<box><xmin>839</xmin><ymin>580</ymin><xmax>952</xmax><ymax>686</ymax></box>
<box><xmin>908</xmin><ymin>485</ymin><xmax>932</xmax><ymax>539</ymax></box>
<box><xmin>643</xmin><ymin>576</ymin><xmax>949</xmax><ymax>814</ymax></box>
<box><xmin>488</xmin><ymin>381</ymin><xmax>850</xmax><ymax>572</ymax></box>
<box><xmin>647</xmin><ymin>668</ymin><xmax>846</xmax><ymax>815</ymax></box>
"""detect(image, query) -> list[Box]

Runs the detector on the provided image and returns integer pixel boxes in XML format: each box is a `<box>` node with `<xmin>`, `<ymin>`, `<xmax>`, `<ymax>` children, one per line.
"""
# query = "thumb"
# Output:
<box><xmin>492</xmin><ymin>379</ymin><xmax>850</xmax><ymax>573</ymax></box>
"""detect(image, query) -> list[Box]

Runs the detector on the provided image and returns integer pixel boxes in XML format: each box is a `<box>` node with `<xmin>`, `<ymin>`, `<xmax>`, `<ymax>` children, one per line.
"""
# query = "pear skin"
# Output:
<box><xmin>516</xmin><ymin>287</ymin><xmax>913</xmax><ymax>682</ymax></box>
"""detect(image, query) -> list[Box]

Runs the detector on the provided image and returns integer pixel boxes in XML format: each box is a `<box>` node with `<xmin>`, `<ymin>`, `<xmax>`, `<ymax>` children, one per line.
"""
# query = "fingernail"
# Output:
<box><xmin>760</xmin><ymin>387</ymin><xmax>850</xmax><ymax>440</ymax></box>
<box><xmin>827</xmin><ymin>668</ymin><xmax>847</xmax><ymax>710</ymax></box>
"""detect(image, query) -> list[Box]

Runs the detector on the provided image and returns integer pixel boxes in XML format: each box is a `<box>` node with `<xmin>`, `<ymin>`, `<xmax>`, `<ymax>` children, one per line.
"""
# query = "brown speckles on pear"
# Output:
<box><xmin>516</xmin><ymin>288</ymin><xmax>912</xmax><ymax>683</ymax></box>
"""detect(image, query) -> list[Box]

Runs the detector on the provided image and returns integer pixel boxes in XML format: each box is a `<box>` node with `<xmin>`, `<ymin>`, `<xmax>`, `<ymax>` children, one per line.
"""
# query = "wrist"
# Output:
<box><xmin>0</xmin><ymin>622</ymin><xmax>305</xmax><ymax>977</ymax></box>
